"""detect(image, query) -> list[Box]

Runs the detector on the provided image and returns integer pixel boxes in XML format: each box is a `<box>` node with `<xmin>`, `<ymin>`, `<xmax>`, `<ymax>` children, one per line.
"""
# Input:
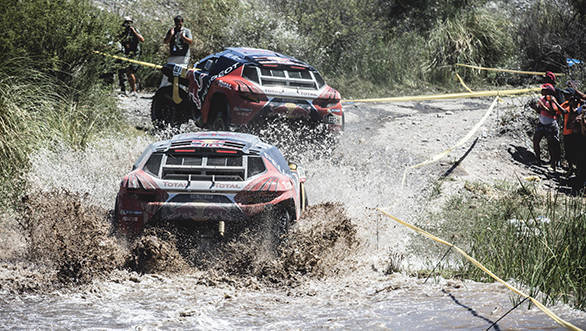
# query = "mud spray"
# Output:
<box><xmin>1</xmin><ymin>101</ymin><xmax>584</xmax><ymax>329</ymax></box>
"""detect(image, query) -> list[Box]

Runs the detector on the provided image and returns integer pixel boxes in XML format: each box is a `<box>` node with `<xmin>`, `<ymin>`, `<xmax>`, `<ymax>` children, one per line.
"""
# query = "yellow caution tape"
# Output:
<box><xmin>455</xmin><ymin>73</ymin><xmax>505</xmax><ymax>102</ymax></box>
<box><xmin>401</xmin><ymin>97</ymin><xmax>498</xmax><ymax>187</ymax></box>
<box><xmin>377</xmin><ymin>208</ymin><xmax>583</xmax><ymax>331</ymax></box>
<box><xmin>456</xmin><ymin>63</ymin><xmax>565</xmax><ymax>77</ymax></box>
<box><xmin>525</xmin><ymin>175</ymin><xmax>541</xmax><ymax>182</ymax></box>
<box><xmin>342</xmin><ymin>87</ymin><xmax>539</xmax><ymax>104</ymax></box>
<box><xmin>455</xmin><ymin>73</ymin><xmax>474</xmax><ymax>93</ymax></box>
<box><xmin>93</xmin><ymin>50</ymin><xmax>163</xmax><ymax>70</ymax></box>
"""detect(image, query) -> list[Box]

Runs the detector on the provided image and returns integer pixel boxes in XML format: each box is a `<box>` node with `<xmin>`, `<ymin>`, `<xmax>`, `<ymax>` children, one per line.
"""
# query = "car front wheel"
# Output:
<box><xmin>151</xmin><ymin>86</ymin><xmax>193</xmax><ymax>129</ymax></box>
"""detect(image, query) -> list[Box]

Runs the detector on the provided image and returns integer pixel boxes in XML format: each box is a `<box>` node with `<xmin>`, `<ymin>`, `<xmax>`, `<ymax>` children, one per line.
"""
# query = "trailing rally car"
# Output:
<box><xmin>152</xmin><ymin>47</ymin><xmax>344</xmax><ymax>131</ymax></box>
<box><xmin>114</xmin><ymin>131</ymin><xmax>308</xmax><ymax>239</ymax></box>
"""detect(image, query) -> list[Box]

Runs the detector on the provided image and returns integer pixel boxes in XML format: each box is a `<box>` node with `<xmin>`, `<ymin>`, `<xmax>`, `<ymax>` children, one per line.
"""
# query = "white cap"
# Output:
<box><xmin>123</xmin><ymin>16</ymin><xmax>133</xmax><ymax>22</ymax></box>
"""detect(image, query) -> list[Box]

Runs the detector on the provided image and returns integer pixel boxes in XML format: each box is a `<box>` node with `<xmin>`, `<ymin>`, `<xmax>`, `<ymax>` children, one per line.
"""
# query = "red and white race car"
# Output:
<box><xmin>114</xmin><ymin>131</ymin><xmax>308</xmax><ymax>239</ymax></box>
<box><xmin>152</xmin><ymin>47</ymin><xmax>344</xmax><ymax>131</ymax></box>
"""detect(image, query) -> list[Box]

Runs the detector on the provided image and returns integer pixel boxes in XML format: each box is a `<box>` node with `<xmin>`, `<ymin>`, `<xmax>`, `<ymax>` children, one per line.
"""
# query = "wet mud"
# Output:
<box><xmin>1</xmin><ymin>191</ymin><xmax>358</xmax><ymax>293</ymax></box>
<box><xmin>1</xmin><ymin>191</ymin><xmax>126</xmax><ymax>292</ymax></box>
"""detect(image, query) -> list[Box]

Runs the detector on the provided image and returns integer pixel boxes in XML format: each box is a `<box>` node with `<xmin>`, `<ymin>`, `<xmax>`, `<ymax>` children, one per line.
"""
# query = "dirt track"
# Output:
<box><xmin>1</xmin><ymin>93</ymin><xmax>585</xmax><ymax>329</ymax></box>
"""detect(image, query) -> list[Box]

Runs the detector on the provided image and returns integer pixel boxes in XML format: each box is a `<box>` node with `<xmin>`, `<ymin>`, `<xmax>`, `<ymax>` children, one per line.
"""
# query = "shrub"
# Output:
<box><xmin>517</xmin><ymin>0</ymin><xmax>585</xmax><ymax>74</ymax></box>
<box><xmin>426</xmin><ymin>7</ymin><xmax>515</xmax><ymax>85</ymax></box>
<box><xmin>0</xmin><ymin>0</ymin><xmax>119</xmax><ymax>88</ymax></box>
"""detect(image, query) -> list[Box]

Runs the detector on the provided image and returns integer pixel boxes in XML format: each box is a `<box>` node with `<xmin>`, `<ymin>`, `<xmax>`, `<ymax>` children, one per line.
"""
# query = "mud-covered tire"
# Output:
<box><xmin>151</xmin><ymin>86</ymin><xmax>193</xmax><ymax>129</ymax></box>
<box><xmin>209</xmin><ymin>94</ymin><xmax>230</xmax><ymax>131</ymax></box>
<box><xmin>256</xmin><ymin>207</ymin><xmax>291</xmax><ymax>252</ymax></box>
<box><xmin>112</xmin><ymin>197</ymin><xmax>120</xmax><ymax>235</ymax></box>
<box><xmin>275</xmin><ymin>208</ymin><xmax>291</xmax><ymax>237</ymax></box>
<box><xmin>300</xmin><ymin>182</ymin><xmax>308</xmax><ymax>212</ymax></box>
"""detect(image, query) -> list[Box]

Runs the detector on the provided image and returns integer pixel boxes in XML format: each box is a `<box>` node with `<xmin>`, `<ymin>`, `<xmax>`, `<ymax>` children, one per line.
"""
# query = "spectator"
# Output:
<box><xmin>543</xmin><ymin>71</ymin><xmax>565</xmax><ymax>103</ymax></box>
<box><xmin>161</xmin><ymin>15</ymin><xmax>193</xmax><ymax>87</ymax></box>
<box><xmin>559</xmin><ymin>90</ymin><xmax>581</xmax><ymax>174</ymax></box>
<box><xmin>531</xmin><ymin>83</ymin><xmax>564</xmax><ymax>171</ymax></box>
<box><xmin>118</xmin><ymin>16</ymin><xmax>144</xmax><ymax>96</ymax></box>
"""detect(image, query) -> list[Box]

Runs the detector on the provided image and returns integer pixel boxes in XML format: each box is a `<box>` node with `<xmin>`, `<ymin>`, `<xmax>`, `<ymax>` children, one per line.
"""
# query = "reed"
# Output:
<box><xmin>428</xmin><ymin>181</ymin><xmax>586</xmax><ymax>309</ymax></box>
<box><xmin>0</xmin><ymin>59</ymin><xmax>123</xmax><ymax>207</ymax></box>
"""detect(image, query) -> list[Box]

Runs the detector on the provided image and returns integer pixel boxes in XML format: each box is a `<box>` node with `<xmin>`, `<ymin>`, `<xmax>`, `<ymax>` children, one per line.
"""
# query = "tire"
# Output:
<box><xmin>257</xmin><ymin>207</ymin><xmax>291</xmax><ymax>252</ymax></box>
<box><xmin>112</xmin><ymin>198</ymin><xmax>120</xmax><ymax>235</ymax></box>
<box><xmin>300</xmin><ymin>182</ymin><xmax>308</xmax><ymax>212</ymax></box>
<box><xmin>150</xmin><ymin>86</ymin><xmax>193</xmax><ymax>129</ymax></box>
<box><xmin>209</xmin><ymin>94</ymin><xmax>230</xmax><ymax>131</ymax></box>
<box><xmin>275</xmin><ymin>208</ymin><xmax>291</xmax><ymax>237</ymax></box>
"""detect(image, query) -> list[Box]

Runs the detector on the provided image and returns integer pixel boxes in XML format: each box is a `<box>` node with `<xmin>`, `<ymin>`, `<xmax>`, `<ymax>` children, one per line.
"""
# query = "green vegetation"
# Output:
<box><xmin>0</xmin><ymin>1</ymin><xmax>124</xmax><ymax>207</ymax></box>
<box><xmin>420</xmin><ymin>181</ymin><xmax>586</xmax><ymax>309</ymax></box>
<box><xmin>112</xmin><ymin>0</ymin><xmax>585</xmax><ymax>96</ymax></box>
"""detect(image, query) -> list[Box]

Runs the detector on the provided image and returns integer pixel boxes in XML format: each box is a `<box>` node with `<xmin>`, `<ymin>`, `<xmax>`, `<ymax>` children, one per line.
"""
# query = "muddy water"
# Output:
<box><xmin>1</xmin><ymin>98</ymin><xmax>585</xmax><ymax>330</ymax></box>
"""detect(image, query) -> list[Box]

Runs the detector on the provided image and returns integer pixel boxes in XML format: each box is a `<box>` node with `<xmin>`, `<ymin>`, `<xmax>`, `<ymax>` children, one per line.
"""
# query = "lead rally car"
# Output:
<box><xmin>114</xmin><ymin>132</ymin><xmax>308</xmax><ymax>238</ymax></box>
<box><xmin>152</xmin><ymin>47</ymin><xmax>344</xmax><ymax>131</ymax></box>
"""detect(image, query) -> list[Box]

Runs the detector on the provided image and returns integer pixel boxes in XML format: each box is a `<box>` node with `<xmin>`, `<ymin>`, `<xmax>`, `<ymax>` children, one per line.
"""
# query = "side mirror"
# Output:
<box><xmin>289</xmin><ymin>163</ymin><xmax>306</xmax><ymax>183</ymax></box>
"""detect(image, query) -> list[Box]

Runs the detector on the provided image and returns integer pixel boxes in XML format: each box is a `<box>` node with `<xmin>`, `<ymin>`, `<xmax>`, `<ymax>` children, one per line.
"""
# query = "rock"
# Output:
<box><xmin>446</xmin><ymin>111</ymin><xmax>454</xmax><ymax>115</ymax></box>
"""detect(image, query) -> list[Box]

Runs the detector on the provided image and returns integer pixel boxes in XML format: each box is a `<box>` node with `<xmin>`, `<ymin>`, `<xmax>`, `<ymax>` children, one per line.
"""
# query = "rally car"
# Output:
<box><xmin>151</xmin><ymin>47</ymin><xmax>344</xmax><ymax>131</ymax></box>
<box><xmin>114</xmin><ymin>131</ymin><xmax>308</xmax><ymax>239</ymax></box>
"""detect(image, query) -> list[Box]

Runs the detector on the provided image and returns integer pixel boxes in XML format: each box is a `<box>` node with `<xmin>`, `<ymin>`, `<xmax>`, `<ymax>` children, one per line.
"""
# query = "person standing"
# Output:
<box><xmin>161</xmin><ymin>15</ymin><xmax>193</xmax><ymax>87</ymax></box>
<box><xmin>118</xmin><ymin>16</ymin><xmax>144</xmax><ymax>96</ymax></box>
<box><xmin>559</xmin><ymin>91</ymin><xmax>581</xmax><ymax>174</ymax></box>
<box><xmin>531</xmin><ymin>83</ymin><xmax>564</xmax><ymax>171</ymax></box>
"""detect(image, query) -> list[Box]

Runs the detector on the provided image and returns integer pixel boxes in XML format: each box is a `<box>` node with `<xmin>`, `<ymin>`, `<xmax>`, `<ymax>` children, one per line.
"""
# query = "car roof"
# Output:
<box><xmin>151</xmin><ymin>131</ymin><xmax>273</xmax><ymax>154</ymax></box>
<box><xmin>199</xmin><ymin>47</ymin><xmax>317</xmax><ymax>71</ymax></box>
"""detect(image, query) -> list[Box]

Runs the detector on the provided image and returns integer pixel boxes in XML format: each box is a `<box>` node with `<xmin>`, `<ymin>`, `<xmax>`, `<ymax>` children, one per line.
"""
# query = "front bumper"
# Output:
<box><xmin>146</xmin><ymin>201</ymin><xmax>246</xmax><ymax>222</ymax></box>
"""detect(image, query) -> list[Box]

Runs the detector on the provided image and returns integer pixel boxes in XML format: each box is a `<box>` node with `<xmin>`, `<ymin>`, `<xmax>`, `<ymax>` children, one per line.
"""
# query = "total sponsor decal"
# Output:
<box><xmin>214</xmin><ymin>183</ymin><xmax>244</xmax><ymax>189</ymax></box>
<box><xmin>263</xmin><ymin>87</ymin><xmax>319</xmax><ymax>98</ymax></box>
<box><xmin>163</xmin><ymin>181</ymin><xmax>187</xmax><ymax>188</ymax></box>
<box><xmin>162</xmin><ymin>181</ymin><xmax>244</xmax><ymax>190</ymax></box>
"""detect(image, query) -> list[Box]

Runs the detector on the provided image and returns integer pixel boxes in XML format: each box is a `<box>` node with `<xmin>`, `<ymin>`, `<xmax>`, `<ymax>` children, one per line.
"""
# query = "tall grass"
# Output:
<box><xmin>0</xmin><ymin>60</ymin><xmax>123</xmax><ymax>208</ymax></box>
<box><xmin>427</xmin><ymin>181</ymin><xmax>586</xmax><ymax>309</ymax></box>
<box><xmin>426</xmin><ymin>7</ymin><xmax>515</xmax><ymax>85</ymax></box>
<box><xmin>0</xmin><ymin>0</ymin><xmax>127</xmax><ymax>208</ymax></box>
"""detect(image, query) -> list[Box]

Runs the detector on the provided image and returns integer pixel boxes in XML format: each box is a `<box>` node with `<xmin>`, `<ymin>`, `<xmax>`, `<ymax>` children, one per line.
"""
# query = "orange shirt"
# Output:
<box><xmin>560</xmin><ymin>101</ymin><xmax>575</xmax><ymax>135</ymax></box>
